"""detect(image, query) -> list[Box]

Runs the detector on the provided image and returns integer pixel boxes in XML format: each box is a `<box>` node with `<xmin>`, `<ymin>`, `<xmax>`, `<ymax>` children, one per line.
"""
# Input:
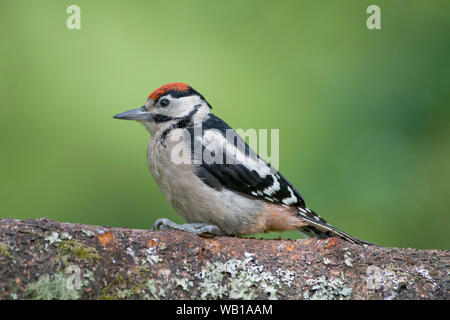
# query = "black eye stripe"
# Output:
<box><xmin>153</xmin><ymin>114</ymin><xmax>173</xmax><ymax>123</ymax></box>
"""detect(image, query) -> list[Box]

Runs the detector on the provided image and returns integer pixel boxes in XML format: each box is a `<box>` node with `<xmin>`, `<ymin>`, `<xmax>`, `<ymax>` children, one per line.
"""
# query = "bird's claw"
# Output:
<box><xmin>151</xmin><ymin>218</ymin><xmax>224</xmax><ymax>237</ymax></box>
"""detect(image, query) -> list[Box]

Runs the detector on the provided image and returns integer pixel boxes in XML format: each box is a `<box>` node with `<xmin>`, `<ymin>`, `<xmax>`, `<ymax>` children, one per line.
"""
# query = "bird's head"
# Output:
<box><xmin>114</xmin><ymin>82</ymin><xmax>211</xmax><ymax>134</ymax></box>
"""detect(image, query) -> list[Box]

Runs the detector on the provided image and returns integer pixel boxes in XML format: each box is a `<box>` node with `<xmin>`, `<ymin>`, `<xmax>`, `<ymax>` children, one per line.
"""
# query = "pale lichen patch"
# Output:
<box><xmin>126</xmin><ymin>247</ymin><xmax>139</xmax><ymax>265</ymax></box>
<box><xmin>304</xmin><ymin>276</ymin><xmax>352</xmax><ymax>300</ymax></box>
<box><xmin>44</xmin><ymin>232</ymin><xmax>62</xmax><ymax>247</ymax></box>
<box><xmin>276</xmin><ymin>268</ymin><xmax>296</xmax><ymax>287</ymax></box>
<box><xmin>366</xmin><ymin>265</ymin><xmax>412</xmax><ymax>300</ymax></box>
<box><xmin>25</xmin><ymin>273</ymin><xmax>80</xmax><ymax>300</ymax></box>
<box><xmin>143</xmin><ymin>280</ymin><xmax>166</xmax><ymax>299</ymax></box>
<box><xmin>192</xmin><ymin>255</ymin><xmax>297</xmax><ymax>300</ymax></box>
<box><xmin>81</xmin><ymin>229</ymin><xmax>95</xmax><ymax>238</ymax></box>
<box><xmin>173</xmin><ymin>277</ymin><xmax>194</xmax><ymax>291</ymax></box>
<box><xmin>142</xmin><ymin>247</ymin><xmax>162</xmax><ymax>265</ymax></box>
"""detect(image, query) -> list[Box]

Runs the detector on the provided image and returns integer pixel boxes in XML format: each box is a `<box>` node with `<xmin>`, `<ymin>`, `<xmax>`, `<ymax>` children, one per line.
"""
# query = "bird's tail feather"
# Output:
<box><xmin>296</xmin><ymin>207</ymin><xmax>376</xmax><ymax>246</ymax></box>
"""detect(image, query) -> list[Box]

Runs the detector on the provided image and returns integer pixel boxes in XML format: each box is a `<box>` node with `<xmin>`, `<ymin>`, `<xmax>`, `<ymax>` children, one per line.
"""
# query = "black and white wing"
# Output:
<box><xmin>190</xmin><ymin>114</ymin><xmax>306</xmax><ymax>208</ymax></box>
<box><xmin>189</xmin><ymin>115</ymin><xmax>375</xmax><ymax>245</ymax></box>
<box><xmin>187</xmin><ymin>115</ymin><xmax>374</xmax><ymax>245</ymax></box>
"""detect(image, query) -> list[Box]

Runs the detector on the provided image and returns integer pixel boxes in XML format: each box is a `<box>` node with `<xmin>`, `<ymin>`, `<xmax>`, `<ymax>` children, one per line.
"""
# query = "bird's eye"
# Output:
<box><xmin>160</xmin><ymin>98</ymin><xmax>170</xmax><ymax>107</ymax></box>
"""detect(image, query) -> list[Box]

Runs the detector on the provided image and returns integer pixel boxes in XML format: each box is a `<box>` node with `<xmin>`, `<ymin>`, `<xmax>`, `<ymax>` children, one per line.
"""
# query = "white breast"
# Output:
<box><xmin>146</xmin><ymin>130</ymin><xmax>263</xmax><ymax>235</ymax></box>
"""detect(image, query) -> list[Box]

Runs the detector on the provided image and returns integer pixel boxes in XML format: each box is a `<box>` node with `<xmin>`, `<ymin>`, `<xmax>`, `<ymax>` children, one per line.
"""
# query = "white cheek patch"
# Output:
<box><xmin>168</xmin><ymin>95</ymin><xmax>203</xmax><ymax>118</ymax></box>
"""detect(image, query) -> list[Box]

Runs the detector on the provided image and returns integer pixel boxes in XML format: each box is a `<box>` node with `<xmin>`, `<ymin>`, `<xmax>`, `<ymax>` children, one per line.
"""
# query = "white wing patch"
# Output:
<box><xmin>193</xmin><ymin>125</ymin><xmax>305</xmax><ymax>208</ymax></box>
<box><xmin>263</xmin><ymin>174</ymin><xmax>281</xmax><ymax>196</ymax></box>
<box><xmin>198</xmin><ymin>129</ymin><xmax>272</xmax><ymax>177</ymax></box>
<box><xmin>281</xmin><ymin>186</ymin><xmax>298</xmax><ymax>206</ymax></box>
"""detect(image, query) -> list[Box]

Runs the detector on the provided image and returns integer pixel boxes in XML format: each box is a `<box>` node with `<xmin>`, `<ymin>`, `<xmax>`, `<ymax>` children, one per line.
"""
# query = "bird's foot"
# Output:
<box><xmin>151</xmin><ymin>218</ymin><xmax>225</xmax><ymax>237</ymax></box>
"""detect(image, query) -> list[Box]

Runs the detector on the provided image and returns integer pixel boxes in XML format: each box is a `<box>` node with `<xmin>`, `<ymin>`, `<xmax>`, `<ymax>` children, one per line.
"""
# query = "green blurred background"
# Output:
<box><xmin>1</xmin><ymin>1</ymin><xmax>449</xmax><ymax>249</ymax></box>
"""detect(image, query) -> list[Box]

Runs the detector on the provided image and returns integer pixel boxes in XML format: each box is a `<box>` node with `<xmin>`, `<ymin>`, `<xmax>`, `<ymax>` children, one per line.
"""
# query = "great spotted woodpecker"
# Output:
<box><xmin>114</xmin><ymin>82</ymin><xmax>371</xmax><ymax>245</ymax></box>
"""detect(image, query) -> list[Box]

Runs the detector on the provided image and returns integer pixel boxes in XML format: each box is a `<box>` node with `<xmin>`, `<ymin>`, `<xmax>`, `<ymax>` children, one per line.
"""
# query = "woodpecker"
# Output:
<box><xmin>114</xmin><ymin>82</ymin><xmax>372</xmax><ymax>245</ymax></box>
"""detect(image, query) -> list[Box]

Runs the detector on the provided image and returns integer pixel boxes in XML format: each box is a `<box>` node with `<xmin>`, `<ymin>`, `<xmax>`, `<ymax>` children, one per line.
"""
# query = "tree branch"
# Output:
<box><xmin>0</xmin><ymin>218</ymin><xmax>447</xmax><ymax>300</ymax></box>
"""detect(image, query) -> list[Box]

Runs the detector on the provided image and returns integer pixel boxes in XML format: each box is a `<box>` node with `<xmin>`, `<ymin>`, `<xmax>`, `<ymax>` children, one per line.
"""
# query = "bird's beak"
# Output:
<box><xmin>113</xmin><ymin>106</ymin><xmax>151</xmax><ymax>121</ymax></box>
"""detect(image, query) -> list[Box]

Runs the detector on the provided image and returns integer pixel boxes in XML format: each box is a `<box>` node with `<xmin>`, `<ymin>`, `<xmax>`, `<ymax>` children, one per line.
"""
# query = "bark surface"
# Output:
<box><xmin>0</xmin><ymin>218</ymin><xmax>448</xmax><ymax>300</ymax></box>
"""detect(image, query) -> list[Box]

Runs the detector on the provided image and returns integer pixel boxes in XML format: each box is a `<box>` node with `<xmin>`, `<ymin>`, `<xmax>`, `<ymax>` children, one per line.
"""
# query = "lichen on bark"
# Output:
<box><xmin>0</xmin><ymin>218</ymin><xmax>448</xmax><ymax>300</ymax></box>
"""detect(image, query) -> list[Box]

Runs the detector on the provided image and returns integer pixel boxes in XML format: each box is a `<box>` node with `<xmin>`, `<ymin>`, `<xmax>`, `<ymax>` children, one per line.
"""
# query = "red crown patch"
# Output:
<box><xmin>148</xmin><ymin>82</ymin><xmax>190</xmax><ymax>100</ymax></box>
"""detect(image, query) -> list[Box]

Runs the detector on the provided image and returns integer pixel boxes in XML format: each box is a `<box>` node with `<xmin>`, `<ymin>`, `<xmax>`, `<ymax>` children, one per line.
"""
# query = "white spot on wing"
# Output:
<box><xmin>263</xmin><ymin>174</ymin><xmax>281</xmax><ymax>196</ymax></box>
<box><xmin>298</xmin><ymin>211</ymin><xmax>307</xmax><ymax>218</ymax></box>
<box><xmin>282</xmin><ymin>186</ymin><xmax>298</xmax><ymax>206</ymax></box>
